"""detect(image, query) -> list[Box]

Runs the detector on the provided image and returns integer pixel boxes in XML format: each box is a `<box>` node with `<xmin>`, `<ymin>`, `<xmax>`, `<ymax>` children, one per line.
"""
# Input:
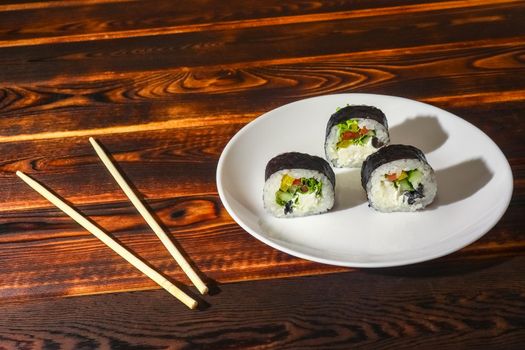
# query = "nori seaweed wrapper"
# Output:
<box><xmin>325</xmin><ymin>105</ymin><xmax>388</xmax><ymax>139</ymax></box>
<box><xmin>361</xmin><ymin>144</ymin><xmax>428</xmax><ymax>189</ymax></box>
<box><xmin>265</xmin><ymin>152</ymin><xmax>336</xmax><ymax>186</ymax></box>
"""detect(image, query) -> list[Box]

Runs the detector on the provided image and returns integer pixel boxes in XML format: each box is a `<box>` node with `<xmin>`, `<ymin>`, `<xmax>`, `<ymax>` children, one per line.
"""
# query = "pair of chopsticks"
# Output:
<box><xmin>17</xmin><ymin>137</ymin><xmax>207</xmax><ymax>309</ymax></box>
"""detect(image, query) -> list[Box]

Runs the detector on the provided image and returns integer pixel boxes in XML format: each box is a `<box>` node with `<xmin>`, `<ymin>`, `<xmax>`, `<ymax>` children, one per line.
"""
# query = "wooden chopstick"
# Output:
<box><xmin>88</xmin><ymin>137</ymin><xmax>209</xmax><ymax>295</ymax></box>
<box><xmin>16</xmin><ymin>171</ymin><xmax>198</xmax><ymax>310</ymax></box>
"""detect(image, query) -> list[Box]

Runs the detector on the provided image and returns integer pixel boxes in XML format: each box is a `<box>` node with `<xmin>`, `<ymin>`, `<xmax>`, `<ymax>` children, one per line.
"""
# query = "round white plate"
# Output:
<box><xmin>216</xmin><ymin>94</ymin><xmax>513</xmax><ymax>267</ymax></box>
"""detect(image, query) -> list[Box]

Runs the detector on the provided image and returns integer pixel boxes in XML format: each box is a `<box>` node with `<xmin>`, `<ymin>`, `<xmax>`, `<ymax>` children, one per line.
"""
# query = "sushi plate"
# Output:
<box><xmin>216</xmin><ymin>93</ymin><xmax>513</xmax><ymax>267</ymax></box>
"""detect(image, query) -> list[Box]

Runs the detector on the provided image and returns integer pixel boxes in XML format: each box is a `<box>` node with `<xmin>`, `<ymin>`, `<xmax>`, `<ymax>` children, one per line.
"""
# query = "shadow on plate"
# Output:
<box><xmin>389</xmin><ymin>115</ymin><xmax>448</xmax><ymax>153</ymax></box>
<box><xmin>430</xmin><ymin>158</ymin><xmax>493</xmax><ymax>208</ymax></box>
<box><xmin>332</xmin><ymin>169</ymin><xmax>367</xmax><ymax>211</ymax></box>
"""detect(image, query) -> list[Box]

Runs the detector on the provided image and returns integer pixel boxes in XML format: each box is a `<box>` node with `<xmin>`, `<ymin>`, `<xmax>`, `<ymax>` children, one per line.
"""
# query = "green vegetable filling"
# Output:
<box><xmin>336</xmin><ymin>119</ymin><xmax>376</xmax><ymax>149</ymax></box>
<box><xmin>275</xmin><ymin>174</ymin><xmax>323</xmax><ymax>209</ymax></box>
<box><xmin>385</xmin><ymin>169</ymin><xmax>423</xmax><ymax>192</ymax></box>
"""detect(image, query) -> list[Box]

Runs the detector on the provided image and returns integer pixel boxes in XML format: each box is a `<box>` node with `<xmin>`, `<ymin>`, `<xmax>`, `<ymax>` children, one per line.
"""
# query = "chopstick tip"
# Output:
<box><xmin>15</xmin><ymin>170</ymin><xmax>24</xmax><ymax>177</ymax></box>
<box><xmin>199</xmin><ymin>286</ymin><xmax>209</xmax><ymax>295</ymax></box>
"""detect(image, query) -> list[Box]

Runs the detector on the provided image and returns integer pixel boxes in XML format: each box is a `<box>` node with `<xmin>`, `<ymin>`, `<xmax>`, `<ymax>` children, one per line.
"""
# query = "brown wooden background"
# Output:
<box><xmin>0</xmin><ymin>0</ymin><xmax>524</xmax><ymax>348</ymax></box>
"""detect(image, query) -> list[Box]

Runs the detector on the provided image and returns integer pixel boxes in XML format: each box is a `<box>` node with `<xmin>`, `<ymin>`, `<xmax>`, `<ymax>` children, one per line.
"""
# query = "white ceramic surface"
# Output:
<box><xmin>216</xmin><ymin>94</ymin><xmax>513</xmax><ymax>267</ymax></box>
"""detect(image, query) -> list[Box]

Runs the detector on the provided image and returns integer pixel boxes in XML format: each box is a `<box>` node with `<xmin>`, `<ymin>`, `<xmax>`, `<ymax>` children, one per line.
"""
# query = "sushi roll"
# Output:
<box><xmin>325</xmin><ymin>105</ymin><xmax>390</xmax><ymax>168</ymax></box>
<box><xmin>263</xmin><ymin>152</ymin><xmax>335</xmax><ymax>218</ymax></box>
<box><xmin>361</xmin><ymin>145</ymin><xmax>437</xmax><ymax>212</ymax></box>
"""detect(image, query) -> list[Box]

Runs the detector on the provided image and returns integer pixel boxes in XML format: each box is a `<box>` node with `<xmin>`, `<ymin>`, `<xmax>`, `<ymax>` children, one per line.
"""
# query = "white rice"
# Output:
<box><xmin>263</xmin><ymin>169</ymin><xmax>335</xmax><ymax>218</ymax></box>
<box><xmin>365</xmin><ymin>158</ymin><xmax>437</xmax><ymax>212</ymax></box>
<box><xmin>325</xmin><ymin>119</ymin><xmax>389</xmax><ymax>168</ymax></box>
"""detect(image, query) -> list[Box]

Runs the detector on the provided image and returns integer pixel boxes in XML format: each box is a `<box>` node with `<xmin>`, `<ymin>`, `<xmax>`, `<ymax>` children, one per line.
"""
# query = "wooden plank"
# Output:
<box><xmin>0</xmin><ymin>0</ymin><xmax>446</xmax><ymax>14</ymax></box>
<box><xmin>0</xmin><ymin>125</ymin><xmax>241</xmax><ymax>211</ymax></box>
<box><xmin>1</xmin><ymin>40</ymin><xmax>524</xmax><ymax>139</ymax></box>
<box><xmin>0</xmin><ymin>0</ymin><xmax>134</xmax><ymax>12</ymax></box>
<box><xmin>0</xmin><ymin>2</ymin><xmax>523</xmax><ymax>82</ymax></box>
<box><xmin>0</xmin><ymin>256</ymin><xmax>524</xmax><ymax>348</ymax></box>
<box><xmin>0</xmin><ymin>0</ymin><xmax>508</xmax><ymax>45</ymax></box>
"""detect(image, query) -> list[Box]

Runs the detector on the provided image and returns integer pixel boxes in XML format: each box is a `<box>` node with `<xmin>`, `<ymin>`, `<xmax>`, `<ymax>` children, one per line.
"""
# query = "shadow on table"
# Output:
<box><xmin>389</xmin><ymin>115</ymin><xmax>448</xmax><ymax>153</ymax></box>
<box><xmin>364</xmin><ymin>255</ymin><xmax>514</xmax><ymax>279</ymax></box>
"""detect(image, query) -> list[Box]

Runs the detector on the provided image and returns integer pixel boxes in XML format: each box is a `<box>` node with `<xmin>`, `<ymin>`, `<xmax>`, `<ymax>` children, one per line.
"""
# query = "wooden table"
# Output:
<box><xmin>1</xmin><ymin>0</ymin><xmax>524</xmax><ymax>348</ymax></box>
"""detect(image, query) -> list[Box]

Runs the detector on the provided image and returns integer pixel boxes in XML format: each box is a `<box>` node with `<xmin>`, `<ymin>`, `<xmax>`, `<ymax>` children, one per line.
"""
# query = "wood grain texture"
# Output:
<box><xmin>1</xmin><ymin>39</ymin><xmax>524</xmax><ymax>139</ymax></box>
<box><xmin>0</xmin><ymin>256</ymin><xmax>524</xmax><ymax>349</ymax></box>
<box><xmin>0</xmin><ymin>0</ymin><xmax>524</xmax><ymax>347</ymax></box>
<box><xmin>1</xmin><ymin>1</ymin><xmax>524</xmax><ymax>83</ymax></box>
<box><xmin>0</xmin><ymin>0</ymin><xmax>510</xmax><ymax>46</ymax></box>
